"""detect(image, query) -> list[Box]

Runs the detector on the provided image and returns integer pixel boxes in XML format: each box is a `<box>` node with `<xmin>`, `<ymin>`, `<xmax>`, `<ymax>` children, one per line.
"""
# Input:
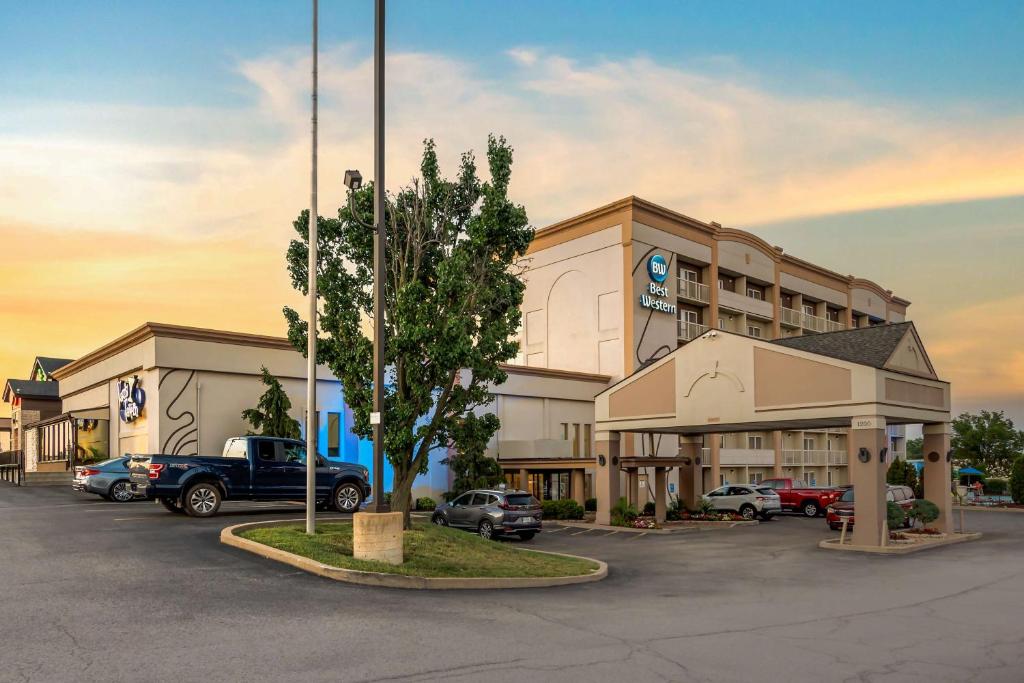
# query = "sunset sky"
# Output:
<box><xmin>2</xmin><ymin>1</ymin><xmax>1022</xmax><ymax>422</ymax></box>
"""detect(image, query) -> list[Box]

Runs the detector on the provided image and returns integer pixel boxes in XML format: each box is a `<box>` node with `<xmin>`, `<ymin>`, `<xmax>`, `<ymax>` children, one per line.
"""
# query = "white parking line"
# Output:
<box><xmin>570</xmin><ymin>528</ymin><xmax>595</xmax><ymax>536</ymax></box>
<box><xmin>113</xmin><ymin>517</ymin><xmax>156</xmax><ymax>522</ymax></box>
<box><xmin>626</xmin><ymin>532</ymin><xmax>648</xmax><ymax>540</ymax></box>
<box><xmin>544</xmin><ymin>526</ymin><xmax>568</xmax><ymax>533</ymax></box>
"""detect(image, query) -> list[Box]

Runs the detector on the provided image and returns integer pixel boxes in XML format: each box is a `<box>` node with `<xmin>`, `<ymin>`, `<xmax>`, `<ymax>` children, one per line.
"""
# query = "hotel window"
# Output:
<box><xmin>803</xmin><ymin>303</ymin><xmax>816</xmax><ymax>317</ymax></box>
<box><xmin>560</xmin><ymin>423</ymin><xmax>569</xmax><ymax>440</ymax></box>
<box><xmin>583</xmin><ymin>424</ymin><xmax>592</xmax><ymax>457</ymax></box>
<box><xmin>803</xmin><ymin>437</ymin><xmax>815</xmax><ymax>451</ymax></box>
<box><xmin>826</xmin><ymin>308</ymin><xmax>840</xmax><ymax>322</ymax></box>
<box><xmin>748</xmin><ymin>435</ymin><xmax>763</xmax><ymax>449</ymax></box>
<box><xmin>746</xmin><ymin>284</ymin><xmax>765</xmax><ymax>301</ymax></box>
<box><xmin>572</xmin><ymin>424</ymin><xmax>581</xmax><ymax>457</ymax></box>
<box><xmin>719</xmin><ymin>434</ymin><xmax>726</xmax><ymax>449</ymax></box>
<box><xmin>827</xmin><ymin>471</ymin><xmax>833</xmax><ymax>486</ymax></box>
<box><xmin>718</xmin><ymin>319</ymin><xmax>727</xmax><ymax>330</ymax></box>
<box><xmin>327</xmin><ymin>412</ymin><xmax>341</xmax><ymax>458</ymax></box>
<box><xmin>718</xmin><ymin>276</ymin><xmax>735</xmax><ymax>292</ymax></box>
<box><xmin>781</xmin><ymin>293</ymin><xmax>793</xmax><ymax>309</ymax></box>
<box><xmin>807</xmin><ymin>473</ymin><xmax>817</xmax><ymax>486</ymax></box>
<box><xmin>747</xmin><ymin>325</ymin><xmax>762</xmax><ymax>338</ymax></box>
<box><xmin>679</xmin><ymin>267</ymin><xmax>699</xmax><ymax>283</ymax></box>
<box><xmin>750</xmin><ymin>472</ymin><xmax>763</xmax><ymax>484</ymax></box>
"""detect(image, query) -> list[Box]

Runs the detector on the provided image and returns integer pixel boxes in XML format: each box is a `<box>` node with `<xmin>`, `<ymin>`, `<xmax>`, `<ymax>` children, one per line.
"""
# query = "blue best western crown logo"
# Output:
<box><xmin>647</xmin><ymin>254</ymin><xmax>668</xmax><ymax>282</ymax></box>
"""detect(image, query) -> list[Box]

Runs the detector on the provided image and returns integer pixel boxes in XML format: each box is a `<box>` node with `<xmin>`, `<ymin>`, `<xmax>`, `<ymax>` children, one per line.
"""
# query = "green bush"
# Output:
<box><xmin>983</xmin><ymin>478</ymin><xmax>1008</xmax><ymax>496</ymax></box>
<box><xmin>909</xmin><ymin>499</ymin><xmax>940</xmax><ymax>527</ymax></box>
<box><xmin>1011</xmin><ymin>456</ymin><xmax>1024</xmax><ymax>504</ymax></box>
<box><xmin>696</xmin><ymin>497</ymin><xmax>715</xmax><ymax>516</ymax></box>
<box><xmin>610</xmin><ymin>497</ymin><xmax>638</xmax><ymax>527</ymax></box>
<box><xmin>886</xmin><ymin>501</ymin><xmax>906</xmax><ymax>530</ymax></box>
<box><xmin>584</xmin><ymin>497</ymin><xmax>597</xmax><ymax>512</ymax></box>
<box><xmin>541</xmin><ymin>499</ymin><xmax>585</xmax><ymax>520</ymax></box>
<box><xmin>415</xmin><ymin>496</ymin><xmax>436</xmax><ymax>511</ymax></box>
<box><xmin>642</xmin><ymin>501</ymin><xmax>656</xmax><ymax>516</ymax></box>
<box><xmin>666</xmin><ymin>495</ymin><xmax>683</xmax><ymax>521</ymax></box>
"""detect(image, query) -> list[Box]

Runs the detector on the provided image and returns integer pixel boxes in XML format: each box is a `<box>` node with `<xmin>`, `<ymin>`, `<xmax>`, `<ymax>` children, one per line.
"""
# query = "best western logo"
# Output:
<box><xmin>641</xmin><ymin>254</ymin><xmax>676</xmax><ymax>314</ymax></box>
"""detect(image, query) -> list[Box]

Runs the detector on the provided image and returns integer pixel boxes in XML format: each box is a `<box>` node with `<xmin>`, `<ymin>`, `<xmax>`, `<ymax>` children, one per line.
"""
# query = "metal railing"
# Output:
<box><xmin>0</xmin><ymin>450</ymin><xmax>23</xmax><ymax>486</ymax></box>
<box><xmin>783</xmin><ymin>449</ymin><xmax>845</xmax><ymax>466</ymax></box>
<box><xmin>780</xmin><ymin>307</ymin><xmax>803</xmax><ymax>327</ymax></box>
<box><xmin>677</xmin><ymin>278</ymin><xmax>710</xmax><ymax>304</ymax></box>
<box><xmin>678</xmin><ymin>321</ymin><xmax>710</xmax><ymax>341</ymax></box>
<box><xmin>780</xmin><ymin>307</ymin><xmax>845</xmax><ymax>333</ymax></box>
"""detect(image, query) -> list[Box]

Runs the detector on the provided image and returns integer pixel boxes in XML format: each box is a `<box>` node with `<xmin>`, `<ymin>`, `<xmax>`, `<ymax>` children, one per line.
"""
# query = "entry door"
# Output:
<box><xmin>252</xmin><ymin>440</ymin><xmax>302</xmax><ymax>497</ymax></box>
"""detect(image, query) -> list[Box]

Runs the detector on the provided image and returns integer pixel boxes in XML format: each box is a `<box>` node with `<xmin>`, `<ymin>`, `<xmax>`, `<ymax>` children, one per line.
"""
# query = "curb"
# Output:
<box><xmin>954</xmin><ymin>505</ymin><xmax>1024</xmax><ymax>514</ymax></box>
<box><xmin>818</xmin><ymin>531</ymin><xmax>983</xmax><ymax>555</ymax></box>
<box><xmin>221</xmin><ymin>519</ymin><xmax>608</xmax><ymax>590</ymax></box>
<box><xmin>555</xmin><ymin>519</ymin><xmax>759</xmax><ymax>534</ymax></box>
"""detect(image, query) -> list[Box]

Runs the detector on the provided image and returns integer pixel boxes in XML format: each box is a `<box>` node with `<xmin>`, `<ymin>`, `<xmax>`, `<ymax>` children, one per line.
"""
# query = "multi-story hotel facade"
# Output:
<box><xmin>493</xmin><ymin>196</ymin><xmax>913</xmax><ymax>499</ymax></box>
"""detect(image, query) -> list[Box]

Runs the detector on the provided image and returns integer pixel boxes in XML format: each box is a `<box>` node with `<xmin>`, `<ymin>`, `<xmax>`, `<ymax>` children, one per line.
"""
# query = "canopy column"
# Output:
<box><xmin>654</xmin><ymin>467</ymin><xmax>668</xmax><ymax>523</ymax></box>
<box><xmin>849</xmin><ymin>416</ymin><xmax>889</xmax><ymax>547</ymax></box>
<box><xmin>678</xmin><ymin>435</ymin><xmax>703</xmax><ymax>511</ymax></box>
<box><xmin>571</xmin><ymin>469</ymin><xmax>585</xmax><ymax>507</ymax></box>
<box><xmin>626</xmin><ymin>469</ymin><xmax>640</xmax><ymax>508</ymax></box>
<box><xmin>922</xmin><ymin>422</ymin><xmax>953</xmax><ymax>533</ymax></box>
<box><xmin>595</xmin><ymin>431</ymin><xmax>621</xmax><ymax>525</ymax></box>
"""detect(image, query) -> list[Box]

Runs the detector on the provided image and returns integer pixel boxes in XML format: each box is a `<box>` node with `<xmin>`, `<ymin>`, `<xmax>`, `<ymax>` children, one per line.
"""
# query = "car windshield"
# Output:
<box><xmin>840</xmin><ymin>488</ymin><xmax>855</xmax><ymax>502</ymax></box>
<box><xmin>756</xmin><ymin>488</ymin><xmax>776</xmax><ymax>496</ymax></box>
<box><xmin>95</xmin><ymin>458</ymin><xmax>123</xmax><ymax>468</ymax></box>
<box><xmin>505</xmin><ymin>494</ymin><xmax>538</xmax><ymax>506</ymax></box>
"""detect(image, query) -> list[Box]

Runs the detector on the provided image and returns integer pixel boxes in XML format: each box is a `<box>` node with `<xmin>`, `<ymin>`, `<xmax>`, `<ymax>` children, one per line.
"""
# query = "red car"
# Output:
<box><xmin>759</xmin><ymin>478</ymin><xmax>842</xmax><ymax>517</ymax></box>
<box><xmin>826</xmin><ymin>484</ymin><xmax>916</xmax><ymax>530</ymax></box>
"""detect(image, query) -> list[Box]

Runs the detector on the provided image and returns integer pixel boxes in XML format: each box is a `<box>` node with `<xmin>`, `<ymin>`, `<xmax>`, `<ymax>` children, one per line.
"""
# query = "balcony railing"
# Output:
<box><xmin>783</xmin><ymin>450</ymin><xmax>846</xmax><ymax>466</ymax></box>
<box><xmin>677</xmin><ymin>278</ymin><xmax>710</xmax><ymax>304</ymax></box>
<box><xmin>678</xmin><ymin>321</ymin><xmax>709</xmax><ymax>341</ymax></box>
<box><xmin>780</xmin><ymin>307</ymin><xmax>845</xmax><ymax>333</ymax></box>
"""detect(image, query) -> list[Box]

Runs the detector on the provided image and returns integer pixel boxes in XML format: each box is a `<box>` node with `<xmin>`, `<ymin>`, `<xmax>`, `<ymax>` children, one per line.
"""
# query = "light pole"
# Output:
<box><xmin>305</xmin><ymin>0</ymin><xmax>319</xmax><ymax>535</ymax></box>
<box><xmin>369</xmin><ymin>0</ymin><xmax>387</xmax><ymax>513</ymax></box>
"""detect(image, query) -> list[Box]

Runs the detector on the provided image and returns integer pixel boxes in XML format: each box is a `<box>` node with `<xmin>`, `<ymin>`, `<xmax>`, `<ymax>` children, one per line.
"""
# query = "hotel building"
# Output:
<box><xmin>493</xmin><ymin>196</ymin><xmax>912</xmax><ymax>499</ymax></box>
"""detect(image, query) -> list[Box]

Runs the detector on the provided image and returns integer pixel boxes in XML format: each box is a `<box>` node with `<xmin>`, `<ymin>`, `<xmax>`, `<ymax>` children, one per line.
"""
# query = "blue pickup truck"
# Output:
<box><xmin>128</xmin><ymin>436</ymin><xmax>371</xmax><ymax>517</ymax></box>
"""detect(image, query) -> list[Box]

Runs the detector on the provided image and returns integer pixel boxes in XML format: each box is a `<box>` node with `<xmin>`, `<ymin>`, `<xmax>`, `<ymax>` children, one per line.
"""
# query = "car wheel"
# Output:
<box><xmin>333</xmin><ymin>483</ymin><xmax>363</xmax><ymax>513</ymax></box>
<box><xmin>829</xmin><ymin>523</ymin><xmax>839</xmax><ymax>531</ymax></box>
<box><xmin>108</xmin><ymin>480</ymin><xmax>134</xmax><ymax>503</ymax></box>
<box><xmin>432</xmin><ymin>513</ymin><xmax>448</xmax><ymax>526</ymax></box>
<box><xmin>158</xmin><ymin>498</ymin><xmax>186</xmax><ymax>514</ymax></box>
<box><xmin>739</xmin><ymin>504</ymin><xmax>756</xmax><ymax>520</ymax></box>
<box><xmin>478</xmin><ymin>519</ymin><xmax>494</xmax><ymax>540</ymax></box>
<box><xmin>183</xmin><ymin>483</ymin><xmax>222</xmax><ymax>517</ymax></box>
<box><xmin>802</xmin><ymin>502</ymin><xmax>819</xmax><ymax>517</ymax></box>
<box><xmin>517</xmin><ymin>531</ymin><xmax>536</xmax><ymax>541</ymax></box>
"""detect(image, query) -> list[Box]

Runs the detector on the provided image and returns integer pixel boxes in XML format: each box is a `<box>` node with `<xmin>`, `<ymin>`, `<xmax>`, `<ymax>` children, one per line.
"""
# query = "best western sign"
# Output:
<box><xmin>640</xmin><ymin>254</ymin><xmax>677</xmax><ymax>315</ymax></box>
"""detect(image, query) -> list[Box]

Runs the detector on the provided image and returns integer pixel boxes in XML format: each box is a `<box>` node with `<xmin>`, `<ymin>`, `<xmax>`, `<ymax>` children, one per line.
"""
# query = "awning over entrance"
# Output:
<box><xmin>595</xmin><ymin>322</ymin><xmax>949</xmax><ymax>435</ymax></box>
<box><xmin>591</xmin><ymin>323</ymin><xmax>954</xmax><ymax>548</ymax></box>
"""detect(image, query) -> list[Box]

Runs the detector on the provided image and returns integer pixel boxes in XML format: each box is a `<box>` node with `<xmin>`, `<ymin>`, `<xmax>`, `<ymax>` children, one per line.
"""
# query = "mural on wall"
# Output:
<box><xmin>117</xmin><ymin>375</ymin><xmax>146</xmax><ymax>423</ymax></box>
<box><xmin>159</xmin><ymin>369</ymin><xmax>199</xmax><ymax>456</ymax></box>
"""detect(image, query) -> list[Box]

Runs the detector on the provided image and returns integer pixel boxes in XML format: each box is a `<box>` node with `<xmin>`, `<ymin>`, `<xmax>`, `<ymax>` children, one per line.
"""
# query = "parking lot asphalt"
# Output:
<box><xmin>2</xmin><ymin>485</ymin><xmax>1023</xmax><ymax>683</ymax></box>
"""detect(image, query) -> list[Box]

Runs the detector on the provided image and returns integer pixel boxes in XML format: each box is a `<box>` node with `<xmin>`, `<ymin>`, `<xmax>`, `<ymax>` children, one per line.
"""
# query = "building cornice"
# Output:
<box><xmin>51</xmin><ymin>323</ymin><xmax>295</xmax><ymax>380</ymax></box>
<box><xmin>499</xmin><ymin>363</ymin><xmax>611</xmax><ymax>384</ymax></box>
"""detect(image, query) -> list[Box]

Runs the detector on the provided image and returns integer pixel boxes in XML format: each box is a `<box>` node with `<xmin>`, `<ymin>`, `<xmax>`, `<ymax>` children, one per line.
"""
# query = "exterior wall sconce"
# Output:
<box><xmin>857</xmin><ymin>447</ymin><xmax>871</xmax><ymax>463</ymax></box>
<box><xmin>879</xmin><ymin>447</ymin><xmax>888</xmax><ymax>463</ymax></box>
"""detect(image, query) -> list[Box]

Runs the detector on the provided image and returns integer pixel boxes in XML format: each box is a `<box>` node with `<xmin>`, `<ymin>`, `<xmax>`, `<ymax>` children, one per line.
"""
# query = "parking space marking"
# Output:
<box><xmin>603</xmin><ymin>530</ymin><xmax>620</xmax><ymax>536</ymax></box>
<box><xmin>570</xmin><ymin>528</ymin><xmax>596</xmax><ymax>536</ymax></box>
<box><xmin>113</xmin><ymin>517</ymin><xmax>157</xmax><ymax>522</ymax></box>
<box><xmin>626</xmin><ymin>532</ymin><xmax>648</xmax><ymax>540</ymax></box>
<box><xmin>544</xmin><ymin>526</ymin><xmax>567</xmax><ymax>533</ymax></box>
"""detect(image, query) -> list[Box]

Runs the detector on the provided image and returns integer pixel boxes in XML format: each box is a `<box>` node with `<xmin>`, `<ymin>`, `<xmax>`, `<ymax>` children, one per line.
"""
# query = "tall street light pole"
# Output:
<box><xmin>369</xmin><ymin>0</ymin><xmax>387</xmax><ymax>513</ymax></box>
<box><xmin>305</xmin><ymin>0</ymin><xmax>319</xmax><ymax>534</ymax></box>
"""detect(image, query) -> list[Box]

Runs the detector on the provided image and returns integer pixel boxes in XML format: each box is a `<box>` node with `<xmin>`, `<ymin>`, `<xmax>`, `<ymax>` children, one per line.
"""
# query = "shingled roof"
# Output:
<box><xmin>2</xmin><ymin>379</ymin><xmax>61</xmax><ymax>402</ymax></box>
<box><xmin>769</xmin><ymin>322</ymin><xmax>916</xmax><ymax>370</ymax></box>
<box><xmin>32</xmin><ymin>357</ymin><xmax>73</xmax><ymax>380</ymax></box>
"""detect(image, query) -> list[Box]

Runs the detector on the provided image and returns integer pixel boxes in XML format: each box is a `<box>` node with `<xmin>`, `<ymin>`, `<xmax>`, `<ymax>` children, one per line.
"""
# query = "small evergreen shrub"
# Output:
<box><xmin>696</xmin><ymin>497</ymin><xmax>716</xmax><ymax>516</ymax></box>
<box><xmin>909</xmin><ymin>499</ymin><xmax>940</xmax><ymax>528</ymax></box>
<box><xmin>584</xmin><ymin>497</ymin><xmax>597</xmax><ymax>512</ymax></box>
<box><xmin>415</xmin><ymin>496</ymin><xmax>436</xmax><ymax>511</ymax></box>
<box><xmin>1011</xmin><ymin>456</ymin><xmax>1024</xmax><ymax>504</ymax></box>
<box><xmin>887</xmin><ymin>501</ymin><xmax>906</xmax><ymax>530</ymax></box>
<box><xmin>541</xmin><ymin>499</ymin><xmax>585</xmax><ymax>520</ymax></box>
<box><xmin>642</xmin><ymin>501</ymin><xmax>656</xmax><ymax>516</ymax></box>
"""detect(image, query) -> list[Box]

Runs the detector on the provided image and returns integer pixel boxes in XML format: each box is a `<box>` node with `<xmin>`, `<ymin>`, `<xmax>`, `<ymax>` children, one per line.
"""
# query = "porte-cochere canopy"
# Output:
<box><xmin>595</xmin><ymin>322</ymin><xmax>949</xmax><ymax>435</ymax></box>
<box><xmin>592</xmin><ymin>323</ymin><xmax>953</xmax><ymax>548</ymax></box>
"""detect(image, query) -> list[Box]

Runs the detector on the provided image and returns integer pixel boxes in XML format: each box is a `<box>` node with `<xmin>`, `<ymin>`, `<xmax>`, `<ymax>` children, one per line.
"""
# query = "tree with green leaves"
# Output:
<box><xmin>1010</xmin><ymin>456</ymin><xmax>1024</xmax><ymax>504</ymax></box>
<box><xmin>951</xmin><ymin>410</ymin><xmax>1024</xmax><ymax>477</ymax></box>
<box><xmin>442</xmin><ymin>413</ymin><xmax>504</xmax><ymax>499</ymax></box>
<box><xmin>283</xmin><ymin>136</ymin><xmax>533</xmax><ymax>528</ymax></box>
<box><xmin>241</xmin><ymin>366</ymin><xmax>302</xmax><ymax>439</ymax></box>
<box><xmin>886</xmin><ymin>457</ymin><xmax>918</xmax><ymax>491</ymax></box>
<box><xmin>906</xmin><ymin>437</ymin><xmax>923</xmax><ymax>459</ymax></box>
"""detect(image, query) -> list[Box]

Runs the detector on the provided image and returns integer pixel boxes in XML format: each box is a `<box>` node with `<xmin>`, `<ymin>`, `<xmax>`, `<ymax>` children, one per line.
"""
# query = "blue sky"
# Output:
<box><xmin>1</xmin><ymin>1</ymin><xmax>1022</xmax><ymax>422</ymax></box>
<box><xmin>4</xmin><ymin>1</ymin><xmax>1023</xmax><ymax>109</ymax></box>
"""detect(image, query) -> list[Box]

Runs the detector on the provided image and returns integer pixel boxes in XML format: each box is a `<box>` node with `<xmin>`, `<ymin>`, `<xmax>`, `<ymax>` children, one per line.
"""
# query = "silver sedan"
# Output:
<box><xmin>72</xmin><ymin>457</ymin><xmax>136</xmax><ymax>502</ymax></box>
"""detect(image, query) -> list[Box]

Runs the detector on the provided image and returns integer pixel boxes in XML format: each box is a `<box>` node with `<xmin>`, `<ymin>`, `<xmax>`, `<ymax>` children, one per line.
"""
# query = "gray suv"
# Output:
<box><xmin>432</xmin><ymin>489</ymin><xmax>542</xmax><ymax>540</ymax></box>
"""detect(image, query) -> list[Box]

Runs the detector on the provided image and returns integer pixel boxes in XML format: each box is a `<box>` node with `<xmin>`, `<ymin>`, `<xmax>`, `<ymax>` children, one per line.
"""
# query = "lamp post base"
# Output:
<box><xmin>353</xmin><ymin>511</ymin><xmax>404</xmax><ymax>565</ymax></box>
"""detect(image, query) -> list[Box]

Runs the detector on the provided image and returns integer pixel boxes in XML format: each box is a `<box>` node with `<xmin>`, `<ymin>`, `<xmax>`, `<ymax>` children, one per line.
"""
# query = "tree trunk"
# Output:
<box><xmin>390</xmin><ymin>465</ymin><xmax>417</xmax><ymax>530</ymax></box>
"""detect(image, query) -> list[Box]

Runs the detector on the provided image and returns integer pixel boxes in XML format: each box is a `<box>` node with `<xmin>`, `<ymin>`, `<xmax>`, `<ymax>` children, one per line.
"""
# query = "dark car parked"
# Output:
<box><xmin>129</xmin><ymin>436</ymin><xmax>371</xmax><ymax>517</ymax></box>
<box><xmin>826</xmin><ymin>484</ymin><xmax>916</xmax><ymax>530</ymax></box>
<box><xmin>432</xmin><ymin>489</ymin><xmax>542</xmax><ymax>540</ymax></box>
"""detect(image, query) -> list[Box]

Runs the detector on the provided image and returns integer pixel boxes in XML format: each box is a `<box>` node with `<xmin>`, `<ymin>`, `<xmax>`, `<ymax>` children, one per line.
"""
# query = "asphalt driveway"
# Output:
<box><xmin>2</xmin><ymin>485</ymin><xmax>1022</xmax><ymax>682</ymax></box>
